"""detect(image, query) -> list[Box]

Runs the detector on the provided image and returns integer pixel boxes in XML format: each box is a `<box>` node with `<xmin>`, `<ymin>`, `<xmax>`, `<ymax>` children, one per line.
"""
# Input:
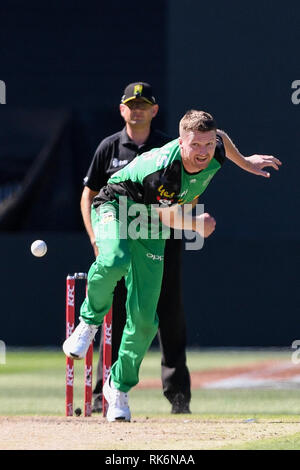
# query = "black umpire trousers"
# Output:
<box><xmin>93</xmin><ymin>237</ymin><xmax>191</xmax><ymax>404</ymax></box>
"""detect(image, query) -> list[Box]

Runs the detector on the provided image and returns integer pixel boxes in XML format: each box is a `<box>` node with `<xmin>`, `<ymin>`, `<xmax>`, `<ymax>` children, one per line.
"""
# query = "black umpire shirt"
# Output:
<box><xmin>84</xmin><ymin>127</ymin><xmax>172</xmax><ymax>191</ymax></box>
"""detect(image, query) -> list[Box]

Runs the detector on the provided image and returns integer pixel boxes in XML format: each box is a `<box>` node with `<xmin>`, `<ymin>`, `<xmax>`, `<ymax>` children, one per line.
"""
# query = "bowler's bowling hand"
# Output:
<box><xmin>244</xmin><ymin>154</ymin><xmax>282</xmax><ymax>178</ymax></box>
<box><xmin>194</xmin><ymin>213</ymin><xmax>216</xmax><ymax>238</ymax></box>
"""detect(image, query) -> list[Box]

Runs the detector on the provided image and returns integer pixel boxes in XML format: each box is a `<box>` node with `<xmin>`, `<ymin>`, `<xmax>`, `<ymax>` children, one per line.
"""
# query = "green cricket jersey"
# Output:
<box><xmin>93</xmin><ymin>135</ymin><xmax>225</xmax><ymax>209</ymax></box>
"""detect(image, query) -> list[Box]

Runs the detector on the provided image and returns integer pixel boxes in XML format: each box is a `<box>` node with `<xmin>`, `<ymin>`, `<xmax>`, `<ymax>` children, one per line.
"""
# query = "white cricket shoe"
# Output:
<box><xmin>103</xmin><ymin>375</ymin><xmax>131</xmax><ymax>422</ymax></box>
<box><xmin>63</xmin><ymin>319</ymin><xmax>98</xmax><ymax>359</ymax></box>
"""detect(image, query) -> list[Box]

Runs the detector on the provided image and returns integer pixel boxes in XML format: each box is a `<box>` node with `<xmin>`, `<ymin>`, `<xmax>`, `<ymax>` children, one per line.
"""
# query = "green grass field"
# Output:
<box><xmin>1</xmin><ymin>348</ymin><xmax>300</xmax><ymax>449</ymax></box>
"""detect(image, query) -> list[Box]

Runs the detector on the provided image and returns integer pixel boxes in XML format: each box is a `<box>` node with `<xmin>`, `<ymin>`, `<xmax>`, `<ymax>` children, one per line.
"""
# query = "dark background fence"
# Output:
<box><xmin>0</xmin><ymin>0</ymin><xmax>299</xmax><ymax>346</ymax></box>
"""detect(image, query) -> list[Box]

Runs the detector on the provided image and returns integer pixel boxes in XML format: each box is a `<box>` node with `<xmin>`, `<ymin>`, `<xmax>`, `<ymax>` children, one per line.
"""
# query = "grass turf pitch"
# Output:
<box><xmin>0</xmin><ymin>348</ymin><xmax>300</xmax><ymax>449</ymax></box>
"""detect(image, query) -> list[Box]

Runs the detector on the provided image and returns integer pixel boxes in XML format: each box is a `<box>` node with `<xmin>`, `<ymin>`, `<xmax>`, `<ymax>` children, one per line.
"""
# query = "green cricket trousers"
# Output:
<box><xmin>80</xmin><ymin>201</ymin><xmax>166</xmax><ymax>393</ymax></box>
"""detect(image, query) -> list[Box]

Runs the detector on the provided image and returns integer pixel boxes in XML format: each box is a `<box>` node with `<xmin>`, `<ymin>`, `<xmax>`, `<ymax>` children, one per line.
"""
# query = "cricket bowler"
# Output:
<box><xmin>63</xmin><ymin>109</ymin><xmax>281</xmax><ymax>422</ymax></box>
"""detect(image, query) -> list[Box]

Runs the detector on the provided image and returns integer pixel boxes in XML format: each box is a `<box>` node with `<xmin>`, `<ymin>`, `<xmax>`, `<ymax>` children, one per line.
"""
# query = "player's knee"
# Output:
<box><xmin>134</xmin><ymin>316</ymin><xmax>158</xmax><ymax>340</ymax></box>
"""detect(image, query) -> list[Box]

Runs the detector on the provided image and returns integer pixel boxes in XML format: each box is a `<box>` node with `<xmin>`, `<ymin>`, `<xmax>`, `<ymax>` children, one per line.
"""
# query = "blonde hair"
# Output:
<box><xmin>179</xmin><ymin>110</ymin><xmax>217</xmax><ymax>135</ymax></box>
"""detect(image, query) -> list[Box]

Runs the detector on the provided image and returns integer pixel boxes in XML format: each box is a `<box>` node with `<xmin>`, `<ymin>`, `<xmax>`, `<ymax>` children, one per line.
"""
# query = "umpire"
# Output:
<box><xmin>80</xmin><ymin>82</ymin><xmax>191</xmax><ymax>414</ymax></box>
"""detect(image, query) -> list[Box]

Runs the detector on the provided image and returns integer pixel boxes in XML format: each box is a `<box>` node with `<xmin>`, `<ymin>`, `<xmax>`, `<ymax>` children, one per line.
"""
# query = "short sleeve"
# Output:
<box><xmin>83</xmin><ymin>142</ymin><xmax>110</xmax><ymax>191</ymax></box>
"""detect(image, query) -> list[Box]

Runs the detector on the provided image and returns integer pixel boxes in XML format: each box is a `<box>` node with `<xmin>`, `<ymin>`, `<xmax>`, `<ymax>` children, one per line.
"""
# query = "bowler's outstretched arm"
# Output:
<box><xmin>217</xmin><ymin>129</ymin><xmax>282</xmax><ymax>177</ymax></box>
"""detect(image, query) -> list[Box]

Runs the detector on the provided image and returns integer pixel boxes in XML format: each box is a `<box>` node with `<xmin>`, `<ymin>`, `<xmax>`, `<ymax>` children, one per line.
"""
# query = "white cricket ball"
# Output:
<box><xmin>31</xmin><ymin>240</ymin><xmax>47</xmax><ymax>257</ymax></box>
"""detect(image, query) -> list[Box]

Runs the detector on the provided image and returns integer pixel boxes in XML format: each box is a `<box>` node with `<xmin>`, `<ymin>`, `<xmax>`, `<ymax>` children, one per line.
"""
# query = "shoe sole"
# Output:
<box><xmin>106</xmin><ymin>414</ymin><xmax>131</xmax><ymax>422</ymax></box>
<box><xmin>69</xmin><ymin>353</ymin><xmax>81</xmax><ymax>359</ymax></box>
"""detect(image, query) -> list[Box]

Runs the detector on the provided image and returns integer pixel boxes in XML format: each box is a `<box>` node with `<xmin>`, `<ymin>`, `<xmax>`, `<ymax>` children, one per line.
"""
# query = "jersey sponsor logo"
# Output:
<box><xmin>147</xmin><ymin>252</ymin><xmax>164</xmax><ymax>261</ymax></box>
<box><xmin>190</xmin><ymin>178</ymin><xmax>197</xmax><ymax>184</ymax></box>
<box><xmin>156</xmin><ymin>185</ymin><xmax>175</xmax><ymax>206</ymax></box>
<box><xmin>112</xmin><ymin>158</ymin><xmax>128</xmax><ymax>168</ymax></box>
<box><xmin>157</xmin><ymin>185</ymin><xmax>175</xmax><ymax>199</ymax></box>
<box><xmin>157</xmin><ymin>197</ymin><xmax>173</xmax><ymax>207</ymax></box>
<box><xmin>100</xmin><ymin>212</ymin><xmax>115</xmax><ymax>224</ymax></box>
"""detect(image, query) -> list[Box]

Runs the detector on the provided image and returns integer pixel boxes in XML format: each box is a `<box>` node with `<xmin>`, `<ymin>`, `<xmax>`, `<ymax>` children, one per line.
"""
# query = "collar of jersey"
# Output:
<box><xmin>120</xmin><ymin>126</ymin><xmax>156</xmax><ymax>148</ymax></box>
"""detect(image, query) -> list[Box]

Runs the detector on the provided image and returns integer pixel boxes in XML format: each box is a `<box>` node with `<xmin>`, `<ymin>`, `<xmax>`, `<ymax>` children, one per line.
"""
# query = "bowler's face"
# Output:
<box><xmin>179</xmin><ymin>130</ymin><xmax>217</xmax><ymax>173</ymax></box>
